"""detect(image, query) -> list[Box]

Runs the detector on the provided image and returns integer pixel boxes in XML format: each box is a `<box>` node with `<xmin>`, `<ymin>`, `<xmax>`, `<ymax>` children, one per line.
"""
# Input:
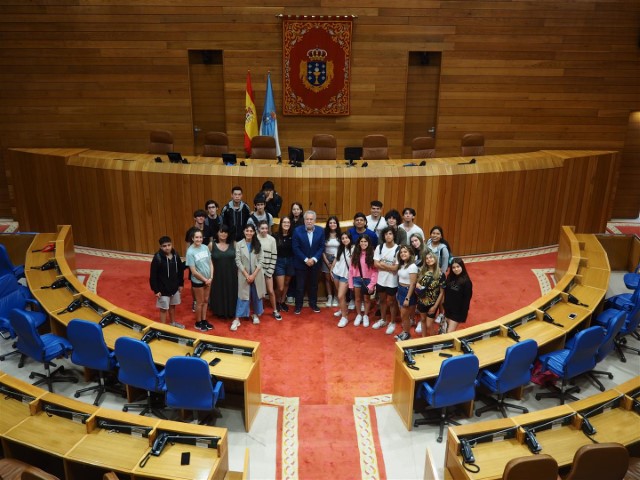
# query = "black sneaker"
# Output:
<box><xmin>311</xmin><ymin>305</ymin><xmax>321</xmax><ymax>313</ymax></box>
<box><xmin>273</xmin><ymin>311</ymin><xmax>282</xmax><ymax>320</ymax></box>
<box><xmin>395</xmin><ymin>331</ymin><xmax>411</xmax><ymax>341</ymax></box>
<box><xmin>196</xmin><ymin>321</ymin><xmax>207</xmax><ymax>332</ymax></box>
<box><xmin>294</xmin><ymin>309</ymin><xmax>301</xmax><ymax>315</ymax></box>
<box><xmin>279</xmin><ymin>303</ymin><xmax>289</xmax><ymax>313</ymax></box>
<box><xmin>204</xmin><ymin>321</ymin><xmax>214</xmax><ymax>330</ymax></box>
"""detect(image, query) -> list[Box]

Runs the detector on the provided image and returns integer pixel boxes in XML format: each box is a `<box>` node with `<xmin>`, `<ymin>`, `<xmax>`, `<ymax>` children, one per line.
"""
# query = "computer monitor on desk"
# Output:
<box><xmin>344</xmin><ymin>146</ymin><xmax>362</xmax><ymax>165</ymax></box>
<box><xmin>288</xmin><ymin>146</ymin><xmax>304</xmax><ymax>164</ymax></box>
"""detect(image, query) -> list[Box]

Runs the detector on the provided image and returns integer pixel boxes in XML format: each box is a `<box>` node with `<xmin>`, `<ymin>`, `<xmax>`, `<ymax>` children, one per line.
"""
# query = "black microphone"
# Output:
<box><xmin>567</xmin><ymin>293</ymin><xmax>588</xmax><ymax>308</ymax></box>
<box><xmin>419</xmin><ymin>160</ymin><xmax>426</xmax><ymax>166</ymax></box>
<box><xmin>362</xmin><ymin>162</ymin><xmax>368</xmax><ymax>168</ymax></box>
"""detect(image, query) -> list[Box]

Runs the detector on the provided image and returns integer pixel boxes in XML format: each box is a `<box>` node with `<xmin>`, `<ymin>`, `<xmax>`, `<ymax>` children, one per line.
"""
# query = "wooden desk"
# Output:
<box><xmin>392</xmin><ymin>227</ymin><xmax>611</xmax><ymax>430</ymax></box>
<box><xmin>446</xmin><ymin>418</ymin><xmax>527</xmax><ymax>480</ymax></box>
<box><xmin>24</xmin><ymin>227</ymin><xmax>262</xmax><ymax>432</ymax></box>
<box><xmin>446</xmin><ymin>386</ymin><xmax>640</xmax><ymax>479</ymax></box>
<box><xmin>7</xmin><ymin>148</ymin><xmax>618</xmax><ymax>256</ymax></box>
<box><xmin>132</xmin><ymin>421</ymin><xmax>228</xmax><ymax>480</ymax></box>
<box><xmin>614</xmin><ymin>376</ymin><xmax>640</xmax><ymax>396</ymax></box>
<box><xmin>0</xmin><ymin>381</ymin><xmax>230</xmax><ymax>480</ymax></box>
<box><xmin>66</xmin><ymin>410</ymin><xmax>159</xmax><ymax>475</ymax></box>
<box><xmin>0</xmin><ymin>373</ymin><xmax>44</xmax><ymax>435</ymax></box>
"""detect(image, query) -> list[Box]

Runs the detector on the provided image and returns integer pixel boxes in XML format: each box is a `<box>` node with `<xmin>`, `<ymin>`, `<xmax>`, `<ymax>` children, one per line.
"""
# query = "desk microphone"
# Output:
<box><xmin>460</xmin><ymin>339</ymin><xmax>474</xmax><ymax>354</ymax></box>
<box><xmin>458</xmin><ymin>158</ymin><xmax>476</xmax><ymax>165</ymax></box>
<box><xmin>567</xmin><ymin>293</ymin><xmax>588</xmax><ymax>308</ymax></box>
<box><xmin>524</xmin><ymin>429</ymin><xmax>542</xmax><ymax>454</ymax></box>
<box><xmin>362</xmin><ymin>162</ymin><xmax>368</xmax><ymax>168</ymax></box>
<box><xmin>542</xmin><ymin>312</ymin><xmax>564</xmax><ymax>328</ymax></box>
<box><xmin>505</xmin><ymin>325</ymin><xmax>521</xmax><ymax>342</ymax></box>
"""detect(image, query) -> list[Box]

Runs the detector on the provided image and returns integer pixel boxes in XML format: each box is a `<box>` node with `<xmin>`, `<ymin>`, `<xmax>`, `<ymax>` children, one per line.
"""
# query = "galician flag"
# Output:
<box><xmin>244</xmin><ymin>70</ymin><xmax>259</xmax><ymax>156</ymax></box>
<box><xmin>259</xmin><ymin>72</ymin><xmax>281</xmax><ymax>157</ymax></box>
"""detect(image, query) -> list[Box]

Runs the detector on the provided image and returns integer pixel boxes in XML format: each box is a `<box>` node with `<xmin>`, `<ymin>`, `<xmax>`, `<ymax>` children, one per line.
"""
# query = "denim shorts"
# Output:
<box><xmin>352</xmin><ymin>277</ymin><xmax>370</xmax><ymax>289</ymax></box>
<box><xmin>274</xmin><ymin>256</ymin><xmax>294</xmax><ymax>277</ymax></box>
<box><xmin>396</xmin><ymin>284</ymin><xmax>417</xmax><ymax>306</ymax></box>
<box><xmin>332</xmin><ymin>272</ymin><xmax>348</xmax><ymax>283</ymax></box>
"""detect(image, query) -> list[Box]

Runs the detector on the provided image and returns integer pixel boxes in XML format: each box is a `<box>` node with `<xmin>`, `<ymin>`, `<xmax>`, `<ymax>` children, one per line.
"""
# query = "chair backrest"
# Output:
<box><xmin>565</xmin><ymin>442</ymin><xmax>629</xmax><ymax>480</ymax></box>
<box><xmin>67</xmin><ymin>319</ymin><xmax>114</xmax><ymax>372</ymax></box>
<box><xmin>460</xmin><ymin>133</ymin><xmax>485</xmax><ymax>156</ymax></box>
<box><xmin>20</xmin><ymin>467</ymin><xmax>61</xmax><ymax>480</ymax></box>
<box><xmin>0</xmin><ymin>244</ymin><xmax>18</xmax><ymax>278</ymax></box>
<box><xmin>202</xmin><ymin>131</ymin><xmax>229</xmax><ymax>157</ymax></box>
<box><xmin>619</xmin><ymin>296</ymin><xmax>640</xmax><ymax>335</ymax></box>
<box><xmin>148</xmin><ymin>130</ymin><xmax>174</xmax><ymax>154</ymax></box>
<box><xmin>362</xmin><ymin>134</ymin><xmax>389</xmax><ymax>160</ymax></box>
<box><xmin>411</xmin><ymin>136</ymin><xmax>436</xmax><ymax>159</ymax></box>
<box><xmin>250</xmin><ymin>135</ymin><xmax>277</xmax><ymax>159</ymax></box>
<box><xmin>563</xmin><ymin>326</ymin><xmax>605</xmax><ymax>379</ymax></box>
<box><xmin>10</xmin><ymin>309</ymin><xmax>45</xmax><ymax>361</ymax></box>
<box><xmin>502</xmin><ymin>454</ymin><xmax>558</xmax><ymax>480</ymax></box>
<box><xmin>114</xmin><ymin>337</ymin><xmax>165</xmax><ymax>393</ymax></box>
<box><xmin>595</xmin><ymin>308</ymin><xmax>627</xmax><ymax>361</ymax></box>
<box><xmin>431</xmin><ymin>354</ymin><xmax>479</xmax><ymax>406</ymax></box>
<box><xmin>165</xmin><ymin>356</ymin><xmax>216</xmax><ymax>411</ymax></box>
<box><xmin>492</xmin><ymin>339</ymin><xmax>538</xmax><ymax>393</ymax></box>
<box><xmin>310</xmin><ymin>134</ymin><xmax>337</xmax><ymax>160</ymax></box>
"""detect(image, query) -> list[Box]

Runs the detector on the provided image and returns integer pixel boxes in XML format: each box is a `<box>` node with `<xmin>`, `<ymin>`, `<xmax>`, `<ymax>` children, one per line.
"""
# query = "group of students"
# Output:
<box><xmin>149</xmin><ymin>181</ymin><xmax>473</xmax><ymax>340</ymax></box>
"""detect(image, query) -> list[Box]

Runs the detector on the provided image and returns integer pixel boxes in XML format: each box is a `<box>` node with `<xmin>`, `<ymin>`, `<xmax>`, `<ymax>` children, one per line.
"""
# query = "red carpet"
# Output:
<box><xmin>75</xmin><ymin>246</ymin><xmax>556</xmax><ymax>479</ymax></box>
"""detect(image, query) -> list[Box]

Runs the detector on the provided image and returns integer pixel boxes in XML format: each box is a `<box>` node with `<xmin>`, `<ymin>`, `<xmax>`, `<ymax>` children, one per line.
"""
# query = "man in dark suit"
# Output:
<box><xmin>291</xmin><ymin>210</ymin><xmax>325</xmax><ymax>314</ymax></box>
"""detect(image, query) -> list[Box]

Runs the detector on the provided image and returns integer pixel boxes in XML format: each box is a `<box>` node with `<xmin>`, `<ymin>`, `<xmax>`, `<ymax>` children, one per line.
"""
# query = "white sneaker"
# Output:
<box><xmin>337</xmin><ymin>317</ymin><xmax>348</xmax><ymax>328</ymax></box>
<box><xmin>230</xmin><ymin>319</ymin><xmax>241</xmax><ymax>331</ymax></box>
<box><xmin>362</xmin><ymin>315</ymin><xmax>369</xmax><ymax>327</ymax></box>
<box><xmin>333</xmin><ymin>310</ymin><xmax>342</xmax><ymax>317</ymax></box>
<box><xmin>354</xmin><ymin>314</ymin><xmax>363</xmax><ymax>326</ymax></box>
<box><xmin>415</xmin><ymin>322</ymin><xmax>422</xmax><ymax>334</ymax></box>
<box><xmin>252</xmin><ymin>314</ymin><xmax>260</xmax><ymax>325</ymax></box>
<box><xmin>385</xmin><ymin>322</ymin><xmax>396</xmax><ymax>335</ymax></box>
<box><xmin>286</xmin><ymin>296</ymin><xmax>295</xmax><ymax>304</ymax></box>
<box><xmin>348</xmin><ymin>300</ymin><xmax>355</xmax><ymax>310</ymax></box>
<box><xmin>372</xmin><ymin>319</ymin><xmax>386</xmax><ymax>330</ymax></box>
<box><xmin>332</xmin><ymin>297</ymin><xmax>339</xmax><ymax>307</ymax></box>
<box><xmin>326</xmin><ymin>295</ymin><xmax>333</xmax><ymax>307</ymax></box>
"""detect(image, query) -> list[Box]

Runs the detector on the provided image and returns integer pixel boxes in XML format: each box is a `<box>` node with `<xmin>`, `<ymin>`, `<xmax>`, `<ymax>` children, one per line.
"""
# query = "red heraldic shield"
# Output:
<box><xmin>282</xmin><ymin>17</ymin><xmax>353</xmax><ymax>116</ymax></box>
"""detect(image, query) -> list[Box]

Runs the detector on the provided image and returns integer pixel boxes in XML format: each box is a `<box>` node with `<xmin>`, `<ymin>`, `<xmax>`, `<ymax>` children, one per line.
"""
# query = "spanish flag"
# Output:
<box><xmin>244</xmin><ymin>71</ymin><xmax>259</xmax><ymax>156</ymax></box>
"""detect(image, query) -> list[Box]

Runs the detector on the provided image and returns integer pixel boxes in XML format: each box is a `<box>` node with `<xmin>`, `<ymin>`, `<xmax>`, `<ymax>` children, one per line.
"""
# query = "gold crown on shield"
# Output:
<box><xmin>306</xmin><ymin>48</ymin><xmax>328</xmax><ymax>62</ymax></box>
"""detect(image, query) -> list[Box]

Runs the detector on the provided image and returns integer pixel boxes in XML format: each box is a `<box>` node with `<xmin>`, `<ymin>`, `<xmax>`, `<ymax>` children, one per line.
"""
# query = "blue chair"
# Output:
<box><xmin>414</xmin><ymin>354</ymin><xmax>479</xmax><ymax>442</ymax></box>
<box><xmin>0</xmin><ymin>276</ymin><xmax>45</xmax><ymax>342</ymax></box>
<box><xmin>114</xmin><ymin>337</ymin><xmax>166</xmax><ymax>418</ymax></box>
<box><xmin>0</xmin><ymin>244</ymin><xmax>25</xmax><ymax>281</ymax></box>
<box><xmin>475</xmin><ymin>339</ymin><xmax>538</xmax><ymax>418</ymax></box>
<box><xmin>609</xmin><ymin>296</ymin><xmax>640</xmax><ymax>362</ymax></box>
<box><xmin>535</xmin><ymin>326</ymin><xmax>604</xmax><ymax>404</ymax></box>
<box><xmin>8</xmin><ymin>308</ymin><xmax>77</xmax><ymax>392</ymax></box>
<box><xmin>587</xmin><ymin>308</ymin><xmax>627</xmax><ymax>389</ymax></box>
<box><xmin>623</xmin><ymin>261</ymin><xmax>640</xmax><ymax>291</ymax></box>
<box><xmin>67</xmin><ymin>319</ymin><xmax>122</xmax><ymax>406</ymax></box>
<box><xmin>606</xmin><ymin>277</ymin><xmax>639</xmax><ymax>312</ymax></box>
<box><xmin>165</xmin><ymin>356</ymin><xmax>225</xmax><ymax>424</ymax></box>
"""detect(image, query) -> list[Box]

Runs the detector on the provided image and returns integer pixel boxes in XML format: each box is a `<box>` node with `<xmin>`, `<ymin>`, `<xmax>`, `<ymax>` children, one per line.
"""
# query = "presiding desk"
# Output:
<box><xmin>393</xmin><ymin>226</ymin><xmax>610</xmax><ymax>430</ymax></box>
<box><xmin>6</xmin><ymin>148</ymin><xmax>619</xmax><ymax>256</ymax></box>
<box><xmin>0</xmin><ymin>372</ymin><xmax>229</xmax><ymax>480</ymax></box>
<box><xmin>25</xmin><ymin>225</ymin><xmax>262</xmax><ymax>433</ymax></box>
<box><xmin>444</xmin><ymin>383</ymin><xmax>640</xmax><ymax>479</ymax></box>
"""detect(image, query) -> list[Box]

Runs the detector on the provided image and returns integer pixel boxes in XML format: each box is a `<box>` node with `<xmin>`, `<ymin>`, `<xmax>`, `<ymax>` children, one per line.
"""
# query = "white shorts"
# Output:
<box><xmin>156</xmin><ymin>291</ymin><xmax>181</xmax><ymax>310</ymax></box>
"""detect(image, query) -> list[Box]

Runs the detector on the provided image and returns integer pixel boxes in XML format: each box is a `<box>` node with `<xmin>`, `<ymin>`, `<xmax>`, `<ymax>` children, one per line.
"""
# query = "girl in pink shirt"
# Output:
<box><xmin>348</xmin><ymin>234</ymin><xmax>379</xmax><ymax>327</ymax></box>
